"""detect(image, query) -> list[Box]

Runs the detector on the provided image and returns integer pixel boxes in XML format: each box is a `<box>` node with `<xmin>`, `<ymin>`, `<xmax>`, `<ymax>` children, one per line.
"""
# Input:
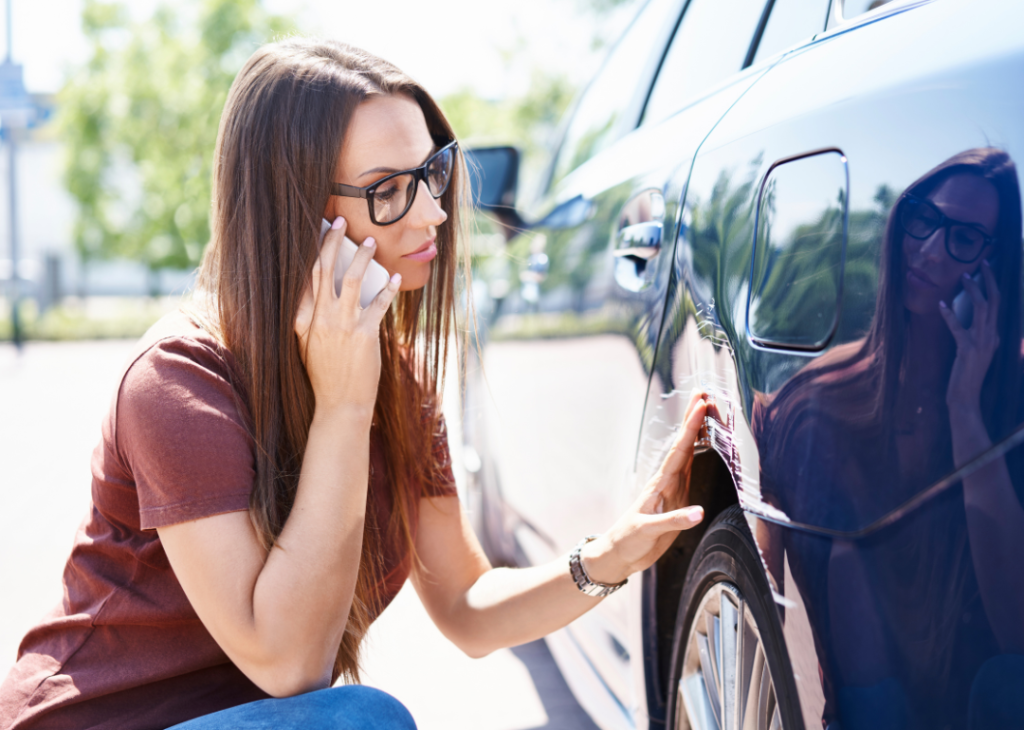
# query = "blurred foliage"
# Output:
<box><xmin>0</xmin><ymin>298</ymin><xmax>179</xmax><ymax>341</ymax></box>
<box><xmin>59</xmin><ymin>0</ymin><xmax>292</xmax><ymax>279</ymax></box>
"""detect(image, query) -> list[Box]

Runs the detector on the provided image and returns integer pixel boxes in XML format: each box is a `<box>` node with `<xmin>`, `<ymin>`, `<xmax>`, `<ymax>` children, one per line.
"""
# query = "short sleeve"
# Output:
<box><xmin>424</xmin><ymin>413</ymin><xmax>458</xmax><ymax>498</ymax></box>
<box><xmin>117</xmin><ymin>337</ymin><xmax>254</xmax><ymax>529</ymax></box>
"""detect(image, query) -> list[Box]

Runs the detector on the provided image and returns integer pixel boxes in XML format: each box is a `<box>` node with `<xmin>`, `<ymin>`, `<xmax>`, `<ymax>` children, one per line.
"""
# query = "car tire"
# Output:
<box><xmin>666</xmin><ymin>506</ymin><xmax>802</xmax><ymax>730</ymax></box>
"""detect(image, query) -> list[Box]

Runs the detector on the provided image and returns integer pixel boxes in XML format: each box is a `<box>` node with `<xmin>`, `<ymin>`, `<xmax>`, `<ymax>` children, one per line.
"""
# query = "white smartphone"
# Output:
<box><xmin>319</xmin><ymin>218</ymin><xmax>391</xmax><ymax>308</ymax></box>
<box><xmin>951</xmin><ymin>257</ymin><xmax>995</xmax><ymax>329</ymax></box>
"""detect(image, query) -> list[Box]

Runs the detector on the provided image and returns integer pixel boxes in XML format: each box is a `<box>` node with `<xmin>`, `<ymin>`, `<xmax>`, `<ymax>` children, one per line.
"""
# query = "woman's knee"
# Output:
<box><xmin>170</xmin><ymin>685</ymin><xmax>416</xmax><ymax>729</ymax></box>
<box><xmin>969</xmin><ymin>654</ymin><xmax>1024</xmax><ymax>730</ymax></box>
<box><xmin>322</xmin><ymin>685</ymin><xmax>416</xmax><ymax>729</ymax></box>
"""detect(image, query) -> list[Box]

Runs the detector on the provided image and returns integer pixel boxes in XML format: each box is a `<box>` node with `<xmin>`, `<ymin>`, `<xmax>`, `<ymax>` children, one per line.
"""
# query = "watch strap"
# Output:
<box><xmin>569</xmin><ymin>535</ymin><xmax>628</xmax><ymax>598</ymax></box>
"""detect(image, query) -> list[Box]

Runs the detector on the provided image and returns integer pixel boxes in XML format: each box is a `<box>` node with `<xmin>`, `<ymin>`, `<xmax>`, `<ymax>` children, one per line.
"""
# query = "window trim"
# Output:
<box><xmin>638</xmin><ymin>0</ymin><xmax>775</xmax><ymax>125</ymax></box>
<box><xmin>743</xmin><ymin>0</ymin><xmax>778</xmax><ymax>69</ymax></box>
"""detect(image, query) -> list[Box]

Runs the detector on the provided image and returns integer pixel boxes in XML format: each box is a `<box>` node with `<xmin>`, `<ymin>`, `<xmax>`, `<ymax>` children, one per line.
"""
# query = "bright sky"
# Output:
<box><xmin>5</xmin><ymin>0</ymin><xmax>635</xmax><ymax>99</ymax></box>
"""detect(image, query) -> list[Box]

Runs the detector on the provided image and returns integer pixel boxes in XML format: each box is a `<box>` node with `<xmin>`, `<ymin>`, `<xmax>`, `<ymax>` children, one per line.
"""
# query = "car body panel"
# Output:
<box><xmin>466</xmin><ymin>0</ymin><xmax>1024</xmax><ymax>728</ymax></box>
<box><xmin>638</xmin><ymin>0</ymin><xmax>1024</xmax><ymax>727</ymax></box>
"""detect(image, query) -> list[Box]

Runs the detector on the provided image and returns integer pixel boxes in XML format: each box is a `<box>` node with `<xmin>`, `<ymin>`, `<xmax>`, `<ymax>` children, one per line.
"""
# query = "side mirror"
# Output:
<box><xmin>465</xmin><ymin>146</ymin><xmax>526</xmax><ymax>238</ymax></box>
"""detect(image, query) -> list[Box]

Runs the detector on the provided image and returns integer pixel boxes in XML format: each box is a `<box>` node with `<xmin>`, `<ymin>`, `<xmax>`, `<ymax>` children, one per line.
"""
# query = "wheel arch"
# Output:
<box><xmin>644</xmin><ymin>447</ymin><xmax>740</xmax><ymax>724</ymax></box>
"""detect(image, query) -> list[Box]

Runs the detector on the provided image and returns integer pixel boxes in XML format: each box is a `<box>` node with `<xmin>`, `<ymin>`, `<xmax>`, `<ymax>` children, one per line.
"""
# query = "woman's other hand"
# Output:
<box><xmin>581</xmin><ymin>389</ymin><xmax>708</xmax><ymax>585</ymax></box>
<box><xmin>294</xmin><ymin>217</ymin><xmax>401</xmax><ymax>415</ymax></box>
<box><xmin>939</xmin><ymin>259</ymin><xmax>1001</xmax><ymax>414</ymax></box>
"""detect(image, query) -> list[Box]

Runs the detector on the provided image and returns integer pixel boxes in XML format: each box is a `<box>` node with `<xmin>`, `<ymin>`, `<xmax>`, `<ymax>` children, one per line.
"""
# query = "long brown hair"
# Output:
<box><xmin>192</xmin><ymin>38</ymin><xmax>468</xmax><ymax>682</ymax></box>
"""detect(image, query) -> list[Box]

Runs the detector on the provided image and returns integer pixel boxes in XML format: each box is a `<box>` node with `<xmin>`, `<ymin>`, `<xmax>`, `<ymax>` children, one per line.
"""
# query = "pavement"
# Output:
<box><xmin>0</xmin><ymin>338</ymin><xmax>598</xmax><ymax>730</ymax></box>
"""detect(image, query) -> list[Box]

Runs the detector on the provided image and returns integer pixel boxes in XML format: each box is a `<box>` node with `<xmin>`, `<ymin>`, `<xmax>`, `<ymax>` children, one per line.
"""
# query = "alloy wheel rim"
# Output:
<box><xmin>677</xmin><ymin>581</ymin><xmax>781</xmax><ymax>730</ymax></box>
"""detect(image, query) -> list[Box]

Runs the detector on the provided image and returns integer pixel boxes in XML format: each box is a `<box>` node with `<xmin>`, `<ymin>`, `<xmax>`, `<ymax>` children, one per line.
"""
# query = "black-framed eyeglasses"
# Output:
<box><xmin>899</xmin><ymin>193</ymin><xmax>998</xmax><ymax>264</ymax></box>
<box><xmin>330</xmin><ymin>140</ymin><xmax>458</xmax><ymax>226</ymax></box>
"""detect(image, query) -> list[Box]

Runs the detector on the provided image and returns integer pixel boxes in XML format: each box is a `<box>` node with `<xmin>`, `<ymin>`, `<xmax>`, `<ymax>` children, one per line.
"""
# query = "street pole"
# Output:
<box><xmin>7</xmin><ymin>126</ymin><xmax>20</xmax><ymax>347</ymax></box>
<box><xmin>1</xmin><ymin>0</ymin><xmax>31</xmax><ymax>349</ymax></box>
<box><xmin>3</xmin><ymin>0</ymin><xmax>14</xmax><ymax>349</ymax></box>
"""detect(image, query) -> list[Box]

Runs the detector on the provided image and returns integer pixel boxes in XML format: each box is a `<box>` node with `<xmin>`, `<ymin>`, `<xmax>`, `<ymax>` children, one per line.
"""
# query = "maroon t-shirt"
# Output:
<box><xmin>0</xmin><ymin>312</ymin><xmax>456</xmax><ymax>730</ymax></box>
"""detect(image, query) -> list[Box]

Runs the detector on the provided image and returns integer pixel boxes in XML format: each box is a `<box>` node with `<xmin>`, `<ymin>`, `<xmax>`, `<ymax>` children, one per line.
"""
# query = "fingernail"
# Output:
<box><xmin>331</xmin><ymin>217</ymin><xmax>345</xmax><ymax>230</ymax></box>
<box><xmin>688</xmin><ymin>507</ymin><xmax>704</xmax><ymax>524</ymax></box>
<box><xmin>391</xmin><ymin>273</ymin><xmax>402</xmax><ymax>286</ymax></box>
<box><xmin>963</xmin><ymin>272</ymin><xmax>970</xmax><ymax>280</ymax></box>
<box><xmin>940</xmin><ymin>300</ymin><xmax>948</xmax><ymax>309</ymax></box>
<box><xmin>364</xmin><ymin>237</ymin><xmax>376</xmax><ymax>248</ymax></box>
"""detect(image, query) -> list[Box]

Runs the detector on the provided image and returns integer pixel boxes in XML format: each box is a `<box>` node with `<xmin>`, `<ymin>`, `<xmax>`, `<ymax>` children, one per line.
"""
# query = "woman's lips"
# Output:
<box><xmin>907</xmin><ymin>267</ymin><xmax>937</xmax><ymax>288</ymax></box>
<box><xmin>403</xmin><ymin>241</ymin><xmax>437</xmax><ymax>262</ymax></box>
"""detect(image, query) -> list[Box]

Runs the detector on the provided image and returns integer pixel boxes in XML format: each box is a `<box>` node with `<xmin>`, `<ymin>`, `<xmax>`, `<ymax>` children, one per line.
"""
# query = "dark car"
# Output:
<box><xmin>463</xmin><ymin>0</ymin><xmax>1024</xmax><ymax>729</ymax></box>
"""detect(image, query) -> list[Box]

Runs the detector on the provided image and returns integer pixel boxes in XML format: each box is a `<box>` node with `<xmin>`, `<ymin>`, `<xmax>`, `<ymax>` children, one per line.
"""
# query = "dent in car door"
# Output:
<box><xmin>638</xmin><ymin>1</ymin><xmax>1024</xmax><ymax>727</ymax></box>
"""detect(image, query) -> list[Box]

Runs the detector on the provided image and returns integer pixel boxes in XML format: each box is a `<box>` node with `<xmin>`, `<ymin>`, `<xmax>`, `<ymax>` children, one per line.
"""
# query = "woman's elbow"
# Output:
<box><xmin>243</xmin><ymin>656</ymin><xmax>333</xmax><ymax>698</ymax></box>
<box><xmin>460</xmin><ymin>642</ymin><xmax>494</xmax><ymax>660</ymax></box>
<box><xmin>446</xmin><ymin>630</ymin><xmax>499</xmax><ymax>659</ymax></box>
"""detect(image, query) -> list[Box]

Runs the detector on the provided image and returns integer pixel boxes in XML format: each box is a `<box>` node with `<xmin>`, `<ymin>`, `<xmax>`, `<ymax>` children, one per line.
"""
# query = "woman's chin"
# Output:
<box><xmin>397</xmin><ymin>265</ymin><xmax>431</xmax><ymax>292</ymax></box>
<box><xmin>903</xmin><ymin>292</ymin><xmax>943</xmax><ymax>317</ymax></box>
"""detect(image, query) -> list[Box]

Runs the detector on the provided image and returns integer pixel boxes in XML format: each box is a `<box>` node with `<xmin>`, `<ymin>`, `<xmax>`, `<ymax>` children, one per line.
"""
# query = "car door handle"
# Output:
<box><xmin>614</xmin><ymin>221</ymin><xmax>662</xmax><ymax>260</ymax></box>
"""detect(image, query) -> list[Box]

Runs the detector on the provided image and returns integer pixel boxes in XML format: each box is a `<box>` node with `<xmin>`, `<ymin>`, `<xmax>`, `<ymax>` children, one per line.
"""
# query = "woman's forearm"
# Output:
<box><xmin>431</xmin><ymin>541</ymin><xmax>627</xmax><ymax>658</ymax></box>
<box><xmin>950</xmin><ymin>405</ymin><xmax>1024</xmax><ymax>654</ymax></box>
<box><xmin>245</xmin><ymin>404</ymin><xmax>374</xmax><ymax>691</ymax></box>
<box><xmin>415</xmin><ymin>392</ymin><xmax>708</xmax><ymax>660</ymax></box>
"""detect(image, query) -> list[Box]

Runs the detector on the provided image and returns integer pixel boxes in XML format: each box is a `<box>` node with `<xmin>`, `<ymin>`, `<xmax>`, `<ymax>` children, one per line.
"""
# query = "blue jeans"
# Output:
<box><xmin>167</xmin><ymin>685</ymin><xmax>417</xmax><ymax>729</ymax></box>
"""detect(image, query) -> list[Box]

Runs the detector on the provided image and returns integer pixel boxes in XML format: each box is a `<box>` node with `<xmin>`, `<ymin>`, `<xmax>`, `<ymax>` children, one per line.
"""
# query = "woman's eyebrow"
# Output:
<box><xmin>358</xmin><ymin>143</ymin><xmax>439</xmax><ymax>180</ymax></box>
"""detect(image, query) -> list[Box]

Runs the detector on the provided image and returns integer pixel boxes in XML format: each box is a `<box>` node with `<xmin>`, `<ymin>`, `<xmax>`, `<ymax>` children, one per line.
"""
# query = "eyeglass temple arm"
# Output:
<box><xmin>331</xmin><ymin>183</ymin><xmax>368</xmax><ymax>199</ymax></box>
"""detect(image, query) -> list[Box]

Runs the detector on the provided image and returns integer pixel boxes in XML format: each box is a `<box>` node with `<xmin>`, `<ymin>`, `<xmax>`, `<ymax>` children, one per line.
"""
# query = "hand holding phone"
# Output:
<box><xmin>951</xmin><ymin>257</ymin><xmax>997</xmax><ymax>329</ymax></box>
<box><xmin>319</xmin><ymin>218</ymin><xmax>391</xmax><ymax>308</ymax></box>
<box><xmin>952</xmin><ymin>273</ymin><xmax>981</xmax><ymax>329</ymax></box>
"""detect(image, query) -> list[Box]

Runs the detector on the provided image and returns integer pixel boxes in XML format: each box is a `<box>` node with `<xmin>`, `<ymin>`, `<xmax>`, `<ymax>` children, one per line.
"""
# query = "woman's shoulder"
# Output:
<box><xmin>111</xmin><ymin>310</ymin><xmax>256</xmax><ymax>528</ymax></box>
<box><xmin>115</xmin><ymin>309</ymin><xmax>250</xmax><ymax>438</ymax></box>
<box><xmin>120</xmin><ymin>310</ymin><xmax>240</xmax><ymax>396</ymax></box>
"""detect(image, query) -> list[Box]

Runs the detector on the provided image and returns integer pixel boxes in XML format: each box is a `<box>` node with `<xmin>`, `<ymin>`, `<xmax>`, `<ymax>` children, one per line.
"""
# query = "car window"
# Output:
<box><xmin>547</xmin><ymin>0</ymin><xmax>681</xmax><ymax>192</ymax></box>
<box><xmin>752</xmin><ymin>0</ymin><xmax>830</xmax><ymax>65</ymax></box>
<box><xmin>839</xmin><ymin>0</ymin><xmax>896</xmax><ymax>21</ymax></box>
<box><xmin>642</xmin><ymin>0</ymin><xmax>768</xmax><ymax>127</ymax></box>
<box><xmin>831</xmin><ymin>0</ymin><xmax>926</xmax><ymax>26</ymax></box>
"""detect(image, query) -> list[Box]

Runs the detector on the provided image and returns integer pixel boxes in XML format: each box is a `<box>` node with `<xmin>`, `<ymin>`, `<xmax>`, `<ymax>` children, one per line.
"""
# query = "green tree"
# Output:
<box><xmin>59</xmin><ymin>0</ymin><xmax>292</xmax><ymax>289</ymax></box>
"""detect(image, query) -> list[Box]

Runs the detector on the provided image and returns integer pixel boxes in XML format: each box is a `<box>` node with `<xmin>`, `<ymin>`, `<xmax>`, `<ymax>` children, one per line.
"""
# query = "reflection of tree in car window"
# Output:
<box><xmin>753</xmin><ymin>148</ymin><xmax>1024</xmax><ymax>729</ymax></box>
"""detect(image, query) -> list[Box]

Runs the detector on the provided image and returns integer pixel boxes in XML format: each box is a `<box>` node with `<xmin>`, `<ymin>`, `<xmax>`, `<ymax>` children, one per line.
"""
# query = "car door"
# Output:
<box><xmin>470</xmin><ymin>0</ymin><xmax>778</xmax><ymax>724</ymax></box>
<box><xmin>637</xmin><ymin>0</ymin><xmax>1024</xmax><ymax>727</ymax></box>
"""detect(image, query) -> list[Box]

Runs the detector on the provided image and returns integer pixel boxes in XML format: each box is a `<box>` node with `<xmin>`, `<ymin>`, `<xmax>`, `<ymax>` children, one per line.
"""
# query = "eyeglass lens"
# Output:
<box><xmin>901</xmin><ymin>197</ymin><xmax>988</xmax><ymax>262</ymax></box>
<box><xmin>372</xmin><ymin>146</ymin><xmax>455</xmax><ymax>224</ymax></box>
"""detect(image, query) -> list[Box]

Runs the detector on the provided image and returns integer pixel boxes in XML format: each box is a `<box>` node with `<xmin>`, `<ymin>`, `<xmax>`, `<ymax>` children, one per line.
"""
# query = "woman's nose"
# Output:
<box><xmin>918</xmin><ymin>228</ymin><xmax>947</xmax><ymax>262</ymax></box>
<box><xmin>409</xmin><ymin>180</ymin><xmax>448</xmax><ymax>228</ymax></box>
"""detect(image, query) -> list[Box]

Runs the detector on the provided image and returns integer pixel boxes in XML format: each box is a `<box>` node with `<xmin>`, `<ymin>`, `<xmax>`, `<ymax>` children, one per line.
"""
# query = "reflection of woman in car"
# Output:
<box><xmin>0</xmin><ymin>39</ymin><xmax>710</xmax><ymax>730</ymax></box>
<box><xmin>754</xmin><ymin>148</ymin><xmax>1024</xmax><ymax>729</ymax></box>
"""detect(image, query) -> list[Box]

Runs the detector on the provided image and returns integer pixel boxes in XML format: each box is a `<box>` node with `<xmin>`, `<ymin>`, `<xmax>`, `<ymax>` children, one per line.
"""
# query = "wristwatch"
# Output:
<box><xmin>569</xmin><ymin>535</ymin><xmax>628</xmax><ymax>598</ymax></box>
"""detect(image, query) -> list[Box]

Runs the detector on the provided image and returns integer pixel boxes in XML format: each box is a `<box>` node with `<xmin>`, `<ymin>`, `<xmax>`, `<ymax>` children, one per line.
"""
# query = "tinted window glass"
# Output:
<box><xmin>548</xmin><ymin>0</ymin><xmax>679</xmax><ymax>190</ymax></box>
<box><xmin>753</xmin><ymin>0</ymin><xmax>830</xmax><ymax>65</ymax></box>
<box><xmin>643</xmin><ymin>0</ymin><xmax>766</xmax><ymax>127</ymax></box>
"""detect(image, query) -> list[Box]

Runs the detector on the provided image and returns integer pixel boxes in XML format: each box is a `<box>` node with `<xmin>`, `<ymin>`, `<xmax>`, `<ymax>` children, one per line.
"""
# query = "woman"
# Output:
<box><xmin>754</xmin><ymin>148</ymin><xmax>1024</xmax><ymax>729</ymax></box>
<box><xmin>0</xmin><ymin>38</ymin><xmax>707</xmax><ymax>729</ymax></box>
